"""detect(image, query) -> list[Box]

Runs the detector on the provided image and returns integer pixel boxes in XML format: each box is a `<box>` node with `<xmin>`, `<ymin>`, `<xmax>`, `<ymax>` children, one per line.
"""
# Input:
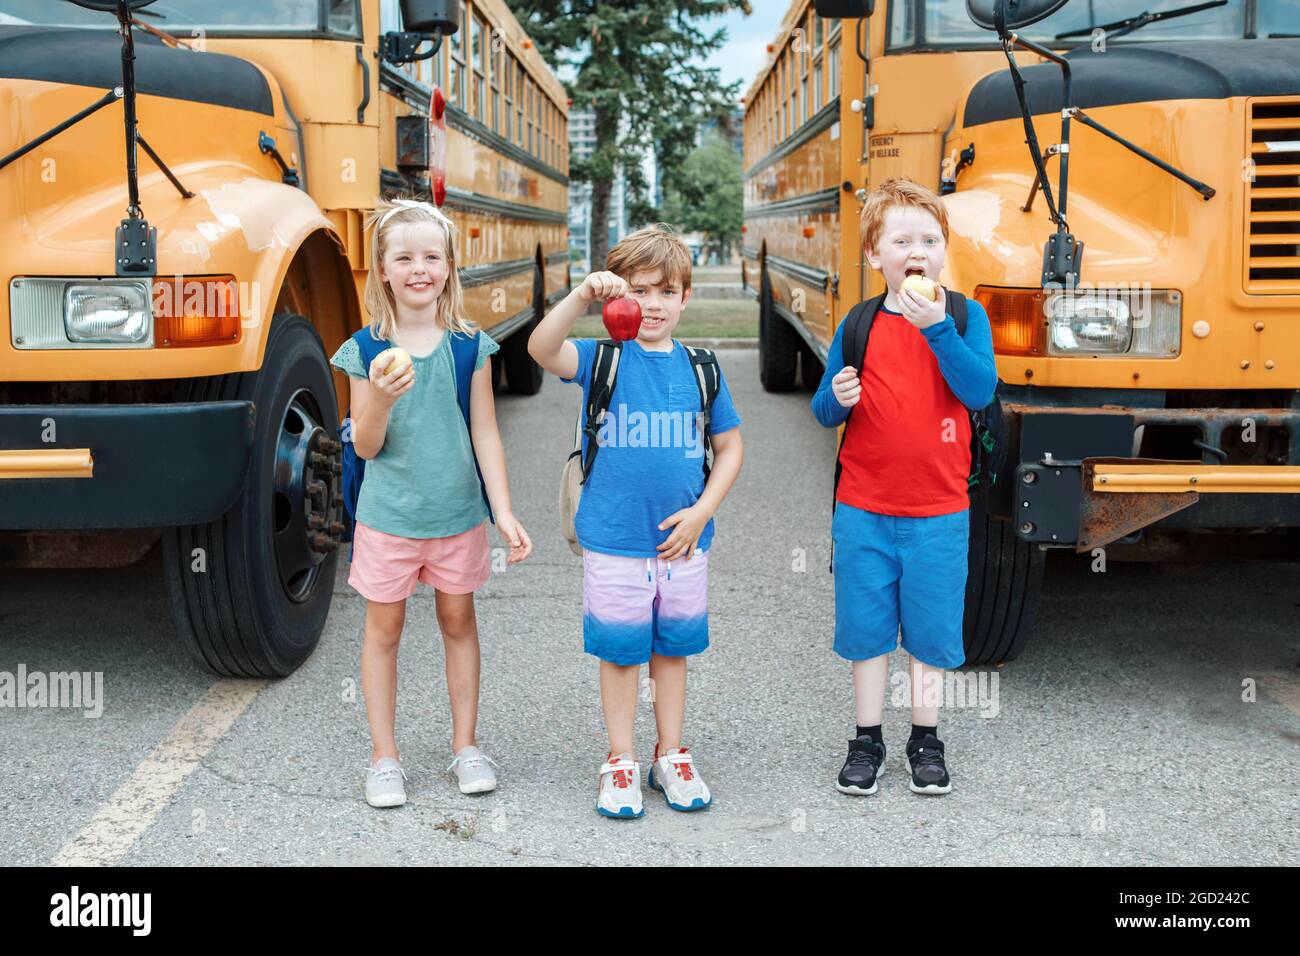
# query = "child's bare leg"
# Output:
<box><xmin>362</xmin><ymin>598</ymin><xmax>407</xmax><ymax>762</ymax></box>
<box><xmin>908</xmin><ymin>656</ymin><xmax>942</xmax><ymax>727</ymax></box>
<box><xmin>852</xmin><ymin>652</ymin><xmax>890</xmax><ymax>728</ymax></box>
<box><xmin>649</xmin><ymin>653</ymin><xmax>687</xmax><ymax>753</ymax></box>
<box><xmin>599</xmin><ymin>661</ymin><xmax>640</xmax><ymax>759</ymax></box>
<box><xmin>435</xmin><ymin>590</ymin><xmax>480</xmax><ymax>753</ymax></box>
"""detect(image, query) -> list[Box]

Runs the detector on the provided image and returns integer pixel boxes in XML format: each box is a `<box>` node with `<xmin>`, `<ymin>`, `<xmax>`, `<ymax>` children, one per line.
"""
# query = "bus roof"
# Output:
<box><xmin>741</xmin><ymin>0</ymin><xmax>816</xmax><ymax>109</ymax></box>
<box><xmin>476</xmin><ymin>0</ymin><xmax>567</xmax><ymax>112</ymax></box>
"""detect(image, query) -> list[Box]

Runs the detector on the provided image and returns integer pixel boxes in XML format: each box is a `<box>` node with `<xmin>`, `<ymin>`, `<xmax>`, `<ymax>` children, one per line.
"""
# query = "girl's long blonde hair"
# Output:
<box><xmin>363</xmin><ymin>196</ymin><xmax>476</xmax><ymax>342</ymax></box>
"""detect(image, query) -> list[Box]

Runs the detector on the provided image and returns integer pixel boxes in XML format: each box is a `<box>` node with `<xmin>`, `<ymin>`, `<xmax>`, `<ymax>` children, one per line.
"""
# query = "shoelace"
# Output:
<box><xmin>846</xmin><ymin>745</ymin><xmax>881</xmax><ymax>767</ymax></box>
<box><xmin>910</xmin><ymin>745</ymin><xmax>945</xmax><ymax>770</ymax></box>
<box><xmin>599</xmin><ymin>759</ymin><xmax>637</xmax><ymax>791</ymax></box>
<box><xmin>447</xmin><ymin>752</ymin><xmax>499</xmax><ymax>773</ymax></box>
<box><xmin>368</xmin><ymin>763</ymin><xmax>407</xmax><ymax>783</ymax></box>
<box><xmin>663</xmin><ymin>751</ymin><xmax>695</xmax><ymax>781</ymax></box>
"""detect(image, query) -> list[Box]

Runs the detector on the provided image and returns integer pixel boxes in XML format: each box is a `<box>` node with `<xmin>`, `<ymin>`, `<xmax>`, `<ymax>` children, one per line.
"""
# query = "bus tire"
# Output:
<box><xmin>502</xmin><ymin>269</ymin><xmax>545</xmax><ymax>395</ymax></box>
<box><xmin>162</xmin><ymin>314</ymin><xmax>341</xmax><ymax>678</ymax></box>
<box><xmin>759</xmin><ymin>268</ymin><xmax>798</xmax><ymax>392</ymax></box>
<box><xmin>962</xmin><ymin>498</ymin><xmax>1045</xmax><ymax>665</ymax></box>
<box><xmin>800</xmin><ymin>344</ymin><xmax>825</xmax><ymax>391</ymax></box>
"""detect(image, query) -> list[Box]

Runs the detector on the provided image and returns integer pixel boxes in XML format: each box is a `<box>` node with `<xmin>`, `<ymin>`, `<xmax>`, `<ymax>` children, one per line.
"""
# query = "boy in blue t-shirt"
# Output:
<box><xmin>529</xmin><ymin>225</ymin><xmax>744</xmax><ymax>819</ymax></box>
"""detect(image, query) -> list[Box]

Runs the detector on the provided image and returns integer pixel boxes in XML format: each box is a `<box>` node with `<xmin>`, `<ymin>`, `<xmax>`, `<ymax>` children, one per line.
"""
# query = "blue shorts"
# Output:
<box><xmin>582</xmin><ymin>550</ymin><xmax>710</xmax><ymax>665</ymax></box>
<box><xmin>831</xmin><ymin>502</ymin><xmax>969</xmax><ymax>669</ymax></box>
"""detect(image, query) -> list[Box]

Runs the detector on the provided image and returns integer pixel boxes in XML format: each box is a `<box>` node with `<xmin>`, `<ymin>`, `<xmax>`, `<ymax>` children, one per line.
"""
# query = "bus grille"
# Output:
<box><xmin>1246</xmin><ymin>99</ymin><xmax>1300</xmax><ymax>293</ymax></box>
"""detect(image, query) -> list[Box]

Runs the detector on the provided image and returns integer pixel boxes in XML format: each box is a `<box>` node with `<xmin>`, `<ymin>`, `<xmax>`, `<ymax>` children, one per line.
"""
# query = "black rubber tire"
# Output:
<box><xmin>502</xmin><ymin>268</ymin><xmax>545</xmax><ymax>395</ymax></box>
<box><xmin>962</xmin><ymin>497</ymin><xmax>1046</xmax><ymax>665</ymax></box>
<box><xmin>799</xmin><ymin>344</ymin><xmax>825</xmax><ymax>392</ymax></box>
<box><xmin>489</xmin><ymin>351</ymin><xmax>503</xmax><ymax>390</ymax></box>
<box><xmin>758</xmin><ymin>268</ymin><xmax>799</xmax><ymax>392</ymax></box>
<box><xmin>162</xmin><ymin>314</ymin><xmax>341</xmax><ymax>677</ymax></box>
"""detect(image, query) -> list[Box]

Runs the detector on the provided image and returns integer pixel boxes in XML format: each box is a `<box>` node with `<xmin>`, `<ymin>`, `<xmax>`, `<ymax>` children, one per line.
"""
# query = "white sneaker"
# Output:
<box><xmin>365</xmin><ymin>757</ymin><xmax>408</xmax><ymax>808</ymax></box>
<box><xmin>447</xmin><ymin>745</ymin><xmax>498</xmax><ymax>794</ymax></box>
<box><xmin>596</xmin><ymin>753</ymin><xmax>644</xmax><ymax>819</ymax></box>
<box><xmin>649</xmin><ymin>746</ymin><xmax>712</xmax><ymax>811</ymax></box>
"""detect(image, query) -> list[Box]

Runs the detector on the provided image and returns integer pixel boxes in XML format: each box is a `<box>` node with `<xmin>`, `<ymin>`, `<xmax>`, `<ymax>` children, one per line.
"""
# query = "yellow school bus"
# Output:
<box><xmin>0</xmin><ymin>0</ymin><xmax>568</xmax><ymax>675</ymax></box>
<box><xmin>743</xmin><ymin>0</ymin><xmax>1300</xmax><ymax>663</ymax></box>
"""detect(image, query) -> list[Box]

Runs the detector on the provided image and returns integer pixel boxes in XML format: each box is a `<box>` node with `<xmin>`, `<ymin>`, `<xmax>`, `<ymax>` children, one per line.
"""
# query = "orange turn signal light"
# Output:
<box><xmin>973</xmin><ymin>286</ymin><xmax>1046</xmax><ymax>356</ymax></box>
<box><xmin>151</xmin><ymin>276</ymin><xmax>241</xmax><ymax>347</ymax></box>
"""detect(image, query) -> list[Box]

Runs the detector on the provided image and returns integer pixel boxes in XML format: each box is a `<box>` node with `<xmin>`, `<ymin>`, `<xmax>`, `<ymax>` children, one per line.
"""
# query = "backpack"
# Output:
<box><xmin>560</xmin><ymin>340</ymin><xmax>722</xmax><ymax>556</ymax></box>
<box><xmin>338</xmin><ymin>326</ymin><xmax>494</xmax><ymax>561</ymax></box>
<box><xmin>829</xmin><ymin>290</ymin><xmax>1005</xmax><ymax>570</ymax></box>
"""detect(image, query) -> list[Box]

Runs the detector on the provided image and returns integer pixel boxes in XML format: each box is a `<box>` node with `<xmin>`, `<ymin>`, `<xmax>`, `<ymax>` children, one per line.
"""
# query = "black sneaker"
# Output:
<box><xmin>906</xmin><ymin>733</ymin><xmax>952</xmax><ymax>795</ymax></box>
<box><xmin>836</xmin><ymin>735</ymin><xmax>886</xmax><ymax>795</ymax></box>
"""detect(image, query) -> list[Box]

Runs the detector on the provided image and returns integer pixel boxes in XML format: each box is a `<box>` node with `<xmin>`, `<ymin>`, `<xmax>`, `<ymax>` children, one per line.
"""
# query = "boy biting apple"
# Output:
<box><xmin>811</xmin><ymin>178</ymin><xmax>997</xmax><ymax>796</ymax></box>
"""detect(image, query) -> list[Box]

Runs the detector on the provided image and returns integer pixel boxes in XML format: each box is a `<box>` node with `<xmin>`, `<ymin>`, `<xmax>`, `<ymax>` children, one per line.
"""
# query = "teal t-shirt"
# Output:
<box><xmin>330</xmin><ymin>328</ymin><xmax>499</xmax><ymax>539</ymax></box>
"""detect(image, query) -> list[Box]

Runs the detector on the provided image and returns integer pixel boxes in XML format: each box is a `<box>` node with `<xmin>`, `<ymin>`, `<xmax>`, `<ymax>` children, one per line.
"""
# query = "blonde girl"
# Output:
<box><xmin>329</xmin><ymin>197</ymin><xmax>532</xmax><ymax>807</ymax></box>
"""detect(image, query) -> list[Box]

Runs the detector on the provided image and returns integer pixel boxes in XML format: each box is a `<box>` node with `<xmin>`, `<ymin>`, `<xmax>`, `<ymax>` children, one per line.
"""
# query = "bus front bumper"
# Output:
<box><xmin>0</xmin><ymin>402</ymin><xmax>254</xmax><ymax>530</ymax></box>
<box><xmin>1008</xmin><ymin>405</ymin><xmax>1300</xmax><ymax>551</ymax></box>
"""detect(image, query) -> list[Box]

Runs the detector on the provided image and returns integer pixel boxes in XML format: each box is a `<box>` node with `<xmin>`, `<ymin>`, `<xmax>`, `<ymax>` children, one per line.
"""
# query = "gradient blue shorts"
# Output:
<box><xmin>582</xmin><ymin>550</ymin><xmax>710</xmax><ymax>665</ymax></box>
<box><xmin>831</xmin><ymin>502</ymin><xmax>969</xmax><ymax>669</ymax></box>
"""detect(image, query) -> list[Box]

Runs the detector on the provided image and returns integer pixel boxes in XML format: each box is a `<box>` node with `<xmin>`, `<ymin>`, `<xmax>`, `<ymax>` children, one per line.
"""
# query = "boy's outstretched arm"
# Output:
<box><xmin>528</xmin><ymin>271</ymin><xmax>628</xmax><ymax>380</ymax></box>
<box><xmin>811</xmin><ymin>320</ymin><xmax>855</xmax><ymax>428</ymax></box>
<box><xmin>920</xmin><ymin>298</ymin><xmax>999</xmax><ymax>410</ymax></box>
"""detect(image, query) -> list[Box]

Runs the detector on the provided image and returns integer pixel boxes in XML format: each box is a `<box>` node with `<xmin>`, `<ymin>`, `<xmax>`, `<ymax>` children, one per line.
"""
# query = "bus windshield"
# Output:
<box><xmin>0</xmin><ymin>0</ymin><xmax>360</xmax><ymax>34</ymax></box>
<box><xmin>885</xmin><ymin>0</ymin><xmax>1300</xmax><ymax>48</ymax></box>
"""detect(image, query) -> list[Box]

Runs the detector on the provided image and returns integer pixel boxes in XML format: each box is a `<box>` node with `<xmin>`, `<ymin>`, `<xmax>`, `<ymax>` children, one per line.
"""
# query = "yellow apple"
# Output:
<box><xmin>901</xmin><ymin>274</ymin><xmax>939</xmax><ymax>302</ymax></box>
<box><xmin>374</xmin><ymin>347</ymin><xmax>411</xmax><ymax>376</ymax></box>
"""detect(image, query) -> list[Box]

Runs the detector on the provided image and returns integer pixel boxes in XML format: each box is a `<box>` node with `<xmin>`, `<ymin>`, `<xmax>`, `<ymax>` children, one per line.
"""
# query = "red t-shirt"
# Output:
<box><xmin>836</xmin><ymin>306</ymin><xmax>971</xmax><ymax>516</ymax></box>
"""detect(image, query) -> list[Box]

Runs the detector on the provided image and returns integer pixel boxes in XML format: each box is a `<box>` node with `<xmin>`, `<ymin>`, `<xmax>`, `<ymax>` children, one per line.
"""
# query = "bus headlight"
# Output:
<box><xmin>65</xmin><ymin>284</ymin><xmax>151</xmax><ymax>344</ymax></box>
<box><xmin>1045</xmin><ymin>289</ymin><xmax>1181</xmax><ymax>358</ymax></box>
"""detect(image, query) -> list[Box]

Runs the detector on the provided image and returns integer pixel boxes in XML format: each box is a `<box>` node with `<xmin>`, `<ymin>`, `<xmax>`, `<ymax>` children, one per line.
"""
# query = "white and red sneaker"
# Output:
<box><xmin>649</xmin><ymin>745</ymin><xmax>713</xmax><ymax>811</ymax></box>
<box><xmin>596</xmin><ymin>752</ymin><xmax>644</xmax><ymax>819</ymax></box>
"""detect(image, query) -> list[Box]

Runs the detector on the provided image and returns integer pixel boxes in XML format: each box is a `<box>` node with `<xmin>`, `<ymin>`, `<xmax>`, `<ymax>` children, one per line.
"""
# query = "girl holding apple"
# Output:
<box><xmin>329</xmin><ymin>198</ymin><xmax>533</xmax><ymax>809</ymax></box>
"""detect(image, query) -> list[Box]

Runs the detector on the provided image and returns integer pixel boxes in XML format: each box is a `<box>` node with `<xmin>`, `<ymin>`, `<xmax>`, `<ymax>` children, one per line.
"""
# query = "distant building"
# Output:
<box><xmin>566</xmin><ymin>109</ymin><xmax>673</xmax><ymax>264</ymax></box>
<box><xmin>568</xmin><ymin>108</ymin><xmax>633</xmax><ymax>267</ymax></box>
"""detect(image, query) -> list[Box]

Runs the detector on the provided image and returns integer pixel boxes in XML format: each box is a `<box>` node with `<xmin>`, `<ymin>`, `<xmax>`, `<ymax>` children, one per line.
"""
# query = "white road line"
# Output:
<box><xmin>50</xmin><ymin>678</ymin><xmax>267</xmax><ymax>867</ymax></box>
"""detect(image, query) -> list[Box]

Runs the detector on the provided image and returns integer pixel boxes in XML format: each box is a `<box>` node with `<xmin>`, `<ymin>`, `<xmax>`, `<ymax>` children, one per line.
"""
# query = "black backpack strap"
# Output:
<box><xmin>578</xmin><ymin>339</ymin><xmax>622</xmax><ymax>483</ymax></box>
<box><xmin>831</xmin><ymin>294</ymin><xmax>886</xmax><ymax>512</ymax></box>
<box><xmin>945</xmin><ymin>289</ymin><xmax>968</xmax><ymax>337</ymax></box>
<box><xmin>684</xmin><ymin>345</ymin><xmax>720</xmax><ymax>478</ymax></box>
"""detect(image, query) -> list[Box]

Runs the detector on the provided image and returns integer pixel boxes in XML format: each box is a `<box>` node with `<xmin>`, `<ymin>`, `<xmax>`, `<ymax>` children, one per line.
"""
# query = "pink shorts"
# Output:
<box><xmin>348</xmin><ymin>520</ymin><xmax>491</xmax><ymax>603</ymax></box>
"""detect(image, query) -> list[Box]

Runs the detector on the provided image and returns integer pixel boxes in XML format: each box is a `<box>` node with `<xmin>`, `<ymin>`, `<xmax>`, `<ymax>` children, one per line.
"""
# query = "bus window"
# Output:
<box><xmin>885</xmin><ymin>0</ymin><xmax>1246</xmax><ymax>50</ymax></box>
<box><xmin>1259</xmin><ymin>0</ymin><xmax>1300</xmax><ymax>37</ymax></box>
<box><xmin>450</xmin><ymin>2</ymin><xmax>466</xmax><ymax>108</ymax></box>
<box><xmin>889</xmin><ymin>0</ymin><xmax>917</xmax><ymax>47</ymax></box>
<box><xmin>489</xmin><ymin>40</ymin><xmax>500</xmax><ymax>133</ymax></box>
<box><xmin>472</xmin><ymin>13</ymin><xmax>485</xmax><ymax>123</ymax></box>
<box><xmin>504</xmin><ymin>55</ymin><xmax>515</xmax><ymax>142</ymax></box>
<box><xmin>828</xmin><ymin>34</ymin><xmax>840</xmax><ymax>99</ymax></box>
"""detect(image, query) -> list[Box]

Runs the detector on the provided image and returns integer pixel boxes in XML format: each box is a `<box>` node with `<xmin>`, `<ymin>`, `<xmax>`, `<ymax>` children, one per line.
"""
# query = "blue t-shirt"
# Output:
<box><xmin>562</xmin><ymin>338</ymin><xmax>742</xmax><ymax>558</ymax></box>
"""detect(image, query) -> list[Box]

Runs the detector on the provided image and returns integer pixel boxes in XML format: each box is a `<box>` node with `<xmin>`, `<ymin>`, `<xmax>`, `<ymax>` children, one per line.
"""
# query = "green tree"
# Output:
<box><xmin>661</xmin><ymin>131</ymin><xmax>742</xmax><ymax>263</ymax></box>
<box><xmin>507</xmin><ymin>0</ymin><xmax>750</xmax><ymax>269</ymax></box>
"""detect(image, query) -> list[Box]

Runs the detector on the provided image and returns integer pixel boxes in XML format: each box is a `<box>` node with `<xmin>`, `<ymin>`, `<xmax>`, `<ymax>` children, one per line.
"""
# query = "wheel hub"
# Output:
<box><xmin>273</xmin><ymin>391</ymin><xmax>343</xmax><ymax>603</ymax></box>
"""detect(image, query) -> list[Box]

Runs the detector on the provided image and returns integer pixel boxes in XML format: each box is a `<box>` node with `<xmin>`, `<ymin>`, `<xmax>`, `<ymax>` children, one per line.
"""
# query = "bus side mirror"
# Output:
<box><xmin>384</xmin><ymin>0</ymin><xmax>459</xmax><ymax>65</ymax></box>
<box><xmin>966</xmin><ymin>0</ymin><xmax>1069</xmax><ymax>32</ymax></box>
<box><xmin>813</xmin><ymin>0</ymin><xmax>875</xmax><ymax>18</ymax></box>
<box><xmin>400</xmin><ymin>0</ymin><xmax>459</xmax><ymax>35</ymax></box>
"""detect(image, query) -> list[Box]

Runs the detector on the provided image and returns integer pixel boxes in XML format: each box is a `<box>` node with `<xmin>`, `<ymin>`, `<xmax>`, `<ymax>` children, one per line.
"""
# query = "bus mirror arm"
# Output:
<box><xmin>381</xmin><ymin>27</ymin><xmax>446</xmax><ymax>66</ymax></box>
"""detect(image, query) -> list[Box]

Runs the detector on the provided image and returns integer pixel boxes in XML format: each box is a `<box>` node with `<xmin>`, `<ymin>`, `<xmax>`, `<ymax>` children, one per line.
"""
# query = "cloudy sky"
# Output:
<box><xmin>703</xmin><ymin>0</ymin><xmax>791</xmax><ymax>98</ymax></box>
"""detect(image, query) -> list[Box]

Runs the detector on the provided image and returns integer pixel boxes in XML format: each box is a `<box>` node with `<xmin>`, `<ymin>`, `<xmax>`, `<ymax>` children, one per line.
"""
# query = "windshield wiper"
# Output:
<box><xmin>1055</xmin><ymin>0</ymin><xmax>1228</xmax><ymax>41</ymax></box>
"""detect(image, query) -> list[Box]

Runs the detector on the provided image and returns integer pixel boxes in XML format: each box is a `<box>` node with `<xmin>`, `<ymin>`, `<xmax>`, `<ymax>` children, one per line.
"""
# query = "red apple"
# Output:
<box><xmin>602</xmin><ymin>296</ymin><xmax>642</xmax><ymax>341</ymax></box>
